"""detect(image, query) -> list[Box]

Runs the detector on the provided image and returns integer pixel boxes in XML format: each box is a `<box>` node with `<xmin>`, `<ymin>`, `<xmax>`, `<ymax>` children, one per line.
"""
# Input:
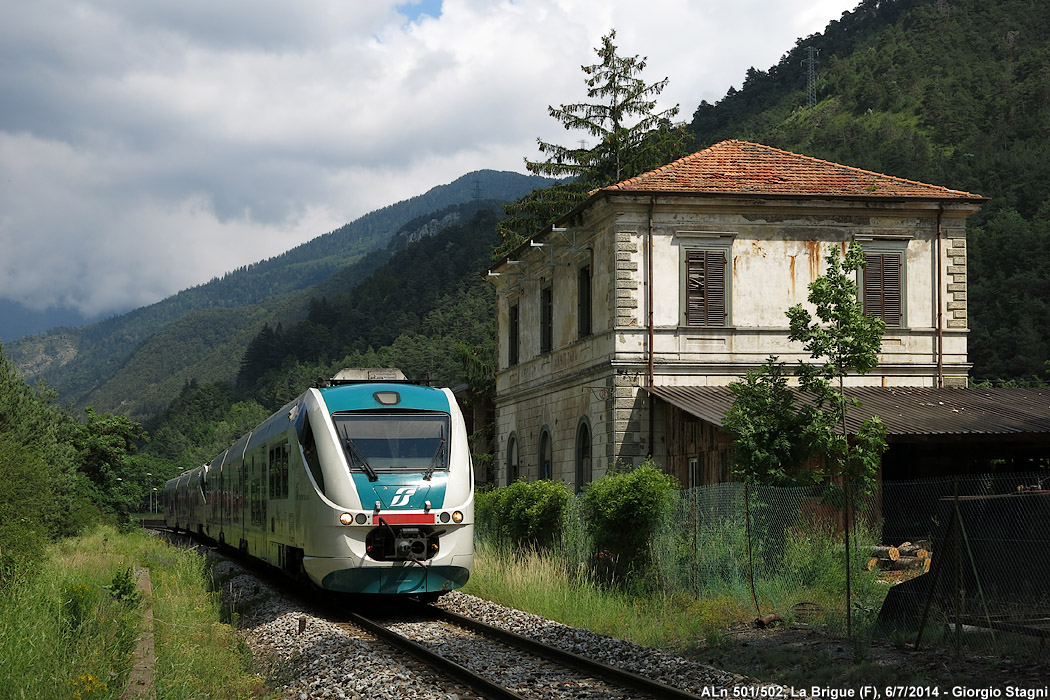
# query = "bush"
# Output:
<box><xmin>0</xmin><ymin>434</ymin><xmax>53</xmax><ymax>584</ymax></box>
<box><xmin>475</xmin><ymin>479</ymin><xmax>571</xmax><ymax>549</ymax></box>
<box><xmin>582</xmin><ymin>462</ymin><xmax>679</xmax><ymax>582</ymax></box>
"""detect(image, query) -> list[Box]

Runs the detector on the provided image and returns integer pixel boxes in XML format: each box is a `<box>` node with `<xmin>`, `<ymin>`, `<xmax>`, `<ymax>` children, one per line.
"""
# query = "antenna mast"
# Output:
<box><xmin>803</xmin><ymin>46</ymin><xmax>819</xmax><ymax>108</ymax></box>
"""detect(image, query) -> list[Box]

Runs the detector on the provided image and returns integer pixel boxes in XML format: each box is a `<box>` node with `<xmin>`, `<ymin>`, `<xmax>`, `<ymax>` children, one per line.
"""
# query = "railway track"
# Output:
<box><xmin>345</xmin><ymin>600</ymin><xmax>708</xmax><ymax>700</ymax></box>
<box><xmin>152</xmin><ymin>526</ymin><xmax>763</xmax><ymax>698</ymax></box>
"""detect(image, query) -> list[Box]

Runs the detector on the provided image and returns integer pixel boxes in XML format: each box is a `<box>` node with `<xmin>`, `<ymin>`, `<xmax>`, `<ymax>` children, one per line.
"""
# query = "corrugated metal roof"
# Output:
<box><xmin>645</xmin><ymin>386</ymin><xmax>1050</xmax><ymax>439</ymax></box>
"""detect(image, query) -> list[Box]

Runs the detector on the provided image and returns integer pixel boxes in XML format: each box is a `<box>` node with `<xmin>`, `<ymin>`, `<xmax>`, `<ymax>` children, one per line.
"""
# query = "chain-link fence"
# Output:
<box><xmin>550</xmin><ymin>471</ymin><xmax>1050</xmax><ymax>660</ymax></box>
<box><xmin>875</xmin><ymin>472</ymin><xmax>1050</xmax><ymax>660</ymax></box>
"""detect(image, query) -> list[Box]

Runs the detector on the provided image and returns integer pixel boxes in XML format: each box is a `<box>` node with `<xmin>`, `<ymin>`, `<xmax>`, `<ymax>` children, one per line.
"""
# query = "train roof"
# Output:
<box><xmin>317</xmin><ymin>382</ymin><xmax>451</xmax><ymax>414</ymax></box>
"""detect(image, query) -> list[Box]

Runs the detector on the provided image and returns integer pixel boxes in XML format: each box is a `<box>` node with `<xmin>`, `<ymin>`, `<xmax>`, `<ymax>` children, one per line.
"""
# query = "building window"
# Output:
<box><xmin>508</xmin><ymin>303</ymin><xmax>519</xmax><ymax>366</ymax></box>
<box><xmin>506</xmin><ymin>433</ymin><xmax>519</xmax><ymax>485</ymax></box>
<box><xmin>683</xmin><ymin>248</ymin><xmax>728</xmax><ymax>326</ymax></box>
<box><xmin>861</xmin><ymin>250</ymin><xmax>905</xmax><ymax>328</ymax></box>
<box><xmin>538</xmin><ymin>427</ymin><xmax>553</xmax><ymax>480</ymax></box>
<box><xmin>575</xmin><ymin>419</ymin><xmax>592</xmax><ymax>492</ymax></box>
<box><xmin>540</xmin><ymin>285</ymin><xmax>553</xmax><ymax>353</ymax></box>
<box><xmin>578</xmin><ymin>265</ymin><xmax>592</xmax><ymax>339</ymax></box>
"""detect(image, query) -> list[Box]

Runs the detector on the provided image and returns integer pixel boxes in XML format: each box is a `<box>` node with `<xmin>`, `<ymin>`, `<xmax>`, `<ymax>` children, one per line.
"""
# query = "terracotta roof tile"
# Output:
<box><xmin>602</xmin><ymin>140</ymin><xmax>985</xmax><ymax>200</ymax></box>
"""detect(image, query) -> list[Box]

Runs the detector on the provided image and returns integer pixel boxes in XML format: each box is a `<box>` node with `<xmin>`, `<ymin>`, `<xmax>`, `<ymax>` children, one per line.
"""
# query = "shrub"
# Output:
<box><xmin>475</xmin><ymin>479</ymin><xmax>571</xmax><ymax>549</ymax></box>
<box><xmin>0</xmin><ymin>434</ymin><xmax>53</xmax><ymax>584</ymax></box>
<box><xmin>582</xmin><ymin>462</ymin><xmax>679</xmax><ymax>582</ymax></box>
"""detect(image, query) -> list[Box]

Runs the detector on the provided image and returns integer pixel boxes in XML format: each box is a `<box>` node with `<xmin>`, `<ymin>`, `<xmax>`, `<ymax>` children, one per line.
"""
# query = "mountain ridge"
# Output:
<box><xmin>5</xmin><ymin>170</ymin><xmax>553</xmax><ymax>415</ymax></box>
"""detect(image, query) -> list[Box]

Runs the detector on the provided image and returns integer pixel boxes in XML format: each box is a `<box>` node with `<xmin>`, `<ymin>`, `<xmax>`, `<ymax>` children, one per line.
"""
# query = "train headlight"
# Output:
<box><xmin>439</xmin><ymin>512</ymin><xmax>450</xmax><ymax>523</ymax></box>
<box><xmin>339</xmin><ymin>512</ymin><xmax>354</xmax><ymax>526</ymax></box>
<box><xmin>452</xmin><ymin>511</ymin><xmax>464</xmax><ymax>523</ymax></box>
<box><xmin>355</xmin><ymin>513</ymin><xmax>367</xmax><ymax>525</ymax></box>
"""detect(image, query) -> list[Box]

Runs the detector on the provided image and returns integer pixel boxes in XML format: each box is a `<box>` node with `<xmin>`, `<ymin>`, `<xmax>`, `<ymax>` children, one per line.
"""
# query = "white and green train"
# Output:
<box><xmin>163</xmin><ymin>373</ymin><xmax>474</xmax><ymax>598</ymax></box>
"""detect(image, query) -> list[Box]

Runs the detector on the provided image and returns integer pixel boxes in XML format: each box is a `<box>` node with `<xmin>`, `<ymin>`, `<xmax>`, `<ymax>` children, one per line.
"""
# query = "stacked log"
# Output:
<box><xmin>867</xmin><ymin>541</ymin><xmax>932</xmax><ymax>574</ymax></box>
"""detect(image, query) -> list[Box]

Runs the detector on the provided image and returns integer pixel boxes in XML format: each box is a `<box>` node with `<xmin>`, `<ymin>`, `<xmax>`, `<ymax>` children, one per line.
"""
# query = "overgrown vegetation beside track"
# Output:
<box><xmin>0</xmin><ymin>527</ymin><xmax>264</xmax><ymax>700</ymax></box>
<box><xmin>470</xmin><ymin>472</ymin><xmax>888</xmax><ymax>646</ymax></box>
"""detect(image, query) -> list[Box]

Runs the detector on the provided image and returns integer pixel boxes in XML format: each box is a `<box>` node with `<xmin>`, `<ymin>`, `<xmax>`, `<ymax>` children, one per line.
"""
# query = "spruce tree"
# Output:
<box><xmin>501</xmin><ymin>30</ymin><xmax>689</xmax><ymax>246</ymax></box>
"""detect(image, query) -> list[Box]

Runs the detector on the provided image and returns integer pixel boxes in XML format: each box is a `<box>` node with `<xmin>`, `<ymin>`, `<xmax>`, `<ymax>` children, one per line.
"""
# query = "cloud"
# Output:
<box><xmin>0</xmin><ymin>0</ymin><xmax>857</xmax><ymax>319</ymax></box>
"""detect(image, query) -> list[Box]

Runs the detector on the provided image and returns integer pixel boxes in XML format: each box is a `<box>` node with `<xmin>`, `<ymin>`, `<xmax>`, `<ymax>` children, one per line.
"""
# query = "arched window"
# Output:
<box><xmin>538</xmin><ymin>428</ymin><xmax>553</xmax><ymax>480</ymax></box>
<box><xmin>506</xmin><ymin>433</ymin><xmax>519</xmax><ymax>485</ymax></box>
<box><xmin>575</xmin><ymin>419</ymin><xmax>592</xmax><ymax>492</ymax></box>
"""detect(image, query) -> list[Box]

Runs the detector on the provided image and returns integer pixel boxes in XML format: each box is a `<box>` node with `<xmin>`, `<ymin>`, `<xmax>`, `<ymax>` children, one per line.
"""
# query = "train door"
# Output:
<box><xmin>247</xmin><ymin>451</ymin><xmax>267</xmax><ymax>556</ymax></box>
<box><xmin>237</xmin><ymin>456</ymin><xmax>248</xmax><ymax>550</ymax></box>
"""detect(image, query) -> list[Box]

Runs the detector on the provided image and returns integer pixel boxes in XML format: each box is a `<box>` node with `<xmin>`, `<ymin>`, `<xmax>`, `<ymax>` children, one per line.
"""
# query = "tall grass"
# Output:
<box><xmin>469</xmin><ymin>483</ymin><xmax>892</xmax><ymax>650</ymax></box>
<box><xmin>463</xmin><ymin>540</ymin><xmax>753</xmax><ymax>648</ymax></box>
<box><xmin>0</xmin><ymin>527</ymin><xmax>263</xmax><ymax>700</ymax></box>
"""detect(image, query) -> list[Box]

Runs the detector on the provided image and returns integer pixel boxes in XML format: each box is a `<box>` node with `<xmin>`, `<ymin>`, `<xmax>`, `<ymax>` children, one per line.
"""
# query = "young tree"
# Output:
<box><xmin>723</xmin><ymin>356</ymin><xmax>815</xmax><ymax>487</ymax></box>
<box><xmin>786</xmin><ymin>241</ymin><xmax>888</xmax><ymax>637</ymax></box>
<box><xmin>724</xmin><ymin>242</ymin><xmax>888</xmax><ymax>634</ymax></box>
<box><xmin>501</xmin><ymin>29</ymin><xmax>689</xmax><ymax>245</ymax></box>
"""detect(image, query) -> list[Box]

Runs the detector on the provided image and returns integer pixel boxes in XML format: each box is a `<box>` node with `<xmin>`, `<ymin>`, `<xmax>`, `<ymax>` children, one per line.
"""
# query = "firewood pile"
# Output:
<box><xmin>867</xmin><ymin>540</ymin><xmax>932</xmax><ymax>574</ymax></box>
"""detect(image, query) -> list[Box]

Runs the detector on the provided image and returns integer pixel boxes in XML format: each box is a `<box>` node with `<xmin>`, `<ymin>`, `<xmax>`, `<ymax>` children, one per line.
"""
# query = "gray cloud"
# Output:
<box><xmin>0</xmin><ymin>0</ymin><xmax>857</xmax><ymax>319</ymax></box>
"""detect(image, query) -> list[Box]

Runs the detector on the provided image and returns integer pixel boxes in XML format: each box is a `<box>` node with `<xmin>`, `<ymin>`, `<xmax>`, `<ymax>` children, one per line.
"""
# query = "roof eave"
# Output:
<box><xmin>487</xmin><ymin>188</ymin><xmax>987</xmax><ymax>276</ymax></box>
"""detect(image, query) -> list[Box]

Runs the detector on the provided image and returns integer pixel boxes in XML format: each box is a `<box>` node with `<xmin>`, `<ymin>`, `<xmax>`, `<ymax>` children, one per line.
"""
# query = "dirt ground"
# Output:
<box><xmin>684</xmin><ymin>621</ymin><xmax>1049</xmax><ymax>692</ymax></box>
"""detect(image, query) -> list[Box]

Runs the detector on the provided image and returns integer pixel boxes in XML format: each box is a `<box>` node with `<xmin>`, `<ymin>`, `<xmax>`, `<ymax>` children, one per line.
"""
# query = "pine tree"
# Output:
<box><xmin>528</xmin><ymin>29</ymin><xmax>685</xmax><ymax>185</ymax></box>
<box><xmin>501</xmin><ymin>30</ymin><xmax>689</xmax><ymax>246</ymax></box>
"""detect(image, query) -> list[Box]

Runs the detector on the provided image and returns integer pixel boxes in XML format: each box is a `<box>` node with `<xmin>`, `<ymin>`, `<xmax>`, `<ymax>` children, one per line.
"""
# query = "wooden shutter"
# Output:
<box><xmin>686</xmin><ymin>249</ymin><xmax>727</xmax><ymax>326</ymax></box>
<box><xmin>864</xmin><ymin>253</ymin><xmax>902</xmax><ymax>327</ymax></box>
<box><xmin>578</xmin><ymin>266</ymin><xmax>592</xmax><ymax>338</ymax></box>
<box><xmin>540</xmin><ymin>287</ymin><xmax>553</xmax><ymax>352</ymax></box>
<box><xmin>508</xmin><ymin>303</ymin><xmax>519</xmax><ymax>366</ymax></box>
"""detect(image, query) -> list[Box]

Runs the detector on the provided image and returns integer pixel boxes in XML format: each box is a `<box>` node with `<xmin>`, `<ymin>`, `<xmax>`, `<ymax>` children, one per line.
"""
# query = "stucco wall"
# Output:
<box><xmin>489</xmin><ymin>194</ymin><xmax>979</xmax><ymax>487</ymax></box>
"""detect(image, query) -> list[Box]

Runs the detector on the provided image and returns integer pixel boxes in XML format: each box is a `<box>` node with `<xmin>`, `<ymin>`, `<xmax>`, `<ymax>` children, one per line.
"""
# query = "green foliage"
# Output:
<box><xmin>236</xmin><ymin>205</ymin><xmax>501</xmax><ymax>399</ymax></box>
<box><xmin>106</xmin><ymin>567</ymin><xmax>140</xmax><ymax>605</ymax></box>
<box><xmin>581</xmin><ymin>462</ymin><xmax>679</xmax><ymax>580</ymax></box>
<box><xmin>529</xmin><ymin>30</ymin><xmax>685</xmax><ymax>185</ymax></box>
<box><xmin>503</xmin><ymin>29</ymin><xmax>690</xmax><ymax>242</ymax></box>
<box><xmin>72</xmin><ymin>407</ymin><xmax>149</xmax><ymax>524</ymax></box>
<box><xmin>0</xmin><ymin>433</ymin><xmax>52</xmax><ymax>583</ymax></box>
<box><xmin>0</xmin><ymin>342</ymin><xmax>74</xmax><ymax>581</ymax></box>
<box><xmin>475</xmin><ymin>480</ymin><xmax>571</xmax><ymax>550</ymax></box>
<box><xmin>145</xmin><ymin>379</ymin><xmax>269</xmax><ymax>465</ymax></box>
<box><xmin>1</xmin><ymin>341</ymin><xmax>163</xmax><ymax>569</ymax></box>
<box><xmin>968</xmin><ymin>208</ymin><xmax>1050</xmax><ymax>382</ymax></box>
<box><xmin>783</xmin><ymin>242</ymin><xmax>888</xmax><ymax>636</ymax></box>
<box><xmin>3</xmin><ymin>528</ymin><xmax>262</xmax><ymax>700</ymax></box>
<box><xmin>723</xmin><ymin>356</ymin><xmax>815</xmax><ymax>486</ymax></box>
<box><xmin>786</xmin><ymin>242</ymin><xmax>888</xmax><ymax>492</ymax></box>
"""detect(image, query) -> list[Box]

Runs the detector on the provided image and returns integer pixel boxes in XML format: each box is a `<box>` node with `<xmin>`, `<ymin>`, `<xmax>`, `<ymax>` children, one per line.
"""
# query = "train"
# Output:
<box><xmin>163</xmin><ymin>370</ymin><xmax>474</xmax><ymax>597</ymax></box>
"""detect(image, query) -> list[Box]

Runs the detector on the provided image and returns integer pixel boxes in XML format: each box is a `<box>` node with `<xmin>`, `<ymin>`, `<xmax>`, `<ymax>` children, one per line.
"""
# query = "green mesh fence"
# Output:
<box><xmin>547</xmin><ymin>471</ymin><xmax>1050</xmax><ymax>660</ymax></box>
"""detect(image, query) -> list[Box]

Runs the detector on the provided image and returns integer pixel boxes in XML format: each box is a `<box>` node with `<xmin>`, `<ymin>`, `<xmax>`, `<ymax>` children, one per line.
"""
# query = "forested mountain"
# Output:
<box><xmin>6</xmin><ymin>171</ymin><xmax>553</xmax><ymax>416</ymax></box>
<box><xmin>143</xmin><ymin>205</ymin><xmax>503</xmax><ymax>465</ymax></box>
<box><xmin>687</xmin><ymin>0</ymin><xmax>1050</xmax><ymax>381</ymax></box>
<box><xmin>12</xmin><ymin>0</ymin><xmax>1050</xmax><ymax>470</ymax></box>
<box><xmin>83</xmin><ymin>199</ymin><xmax>505</xmax><ymax>420</ymax></box>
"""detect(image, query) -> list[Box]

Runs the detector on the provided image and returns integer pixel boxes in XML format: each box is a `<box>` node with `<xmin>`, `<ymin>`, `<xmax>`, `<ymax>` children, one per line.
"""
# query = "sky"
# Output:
<box><xmin>0</xmin><ymin>0</ymin><xmax>859</xmax><ymax>327</ymax></box>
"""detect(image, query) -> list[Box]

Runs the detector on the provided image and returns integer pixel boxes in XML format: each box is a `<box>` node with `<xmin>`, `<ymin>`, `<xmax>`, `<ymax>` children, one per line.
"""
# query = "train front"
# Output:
<box><xmin>297</xmin><ymin>382</ymin><xmax>474</xmax><ymax>596</ymax></box>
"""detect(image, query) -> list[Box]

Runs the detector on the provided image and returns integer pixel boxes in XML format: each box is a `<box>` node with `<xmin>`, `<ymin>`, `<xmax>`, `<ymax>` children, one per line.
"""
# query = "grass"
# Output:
<box><xmin>462</xmin><ymin>535</ymin><xmax>905</xmax><ymax>686</ymax></box>
<box><xmin>463</xmin><ymin>540</ymin><xmax>755</xmax><ymax>649</ymax></box>
<box><xmin>0</xmin><ymin>527</ymin><xmax>267</xmax><ymax>700</ymax></box>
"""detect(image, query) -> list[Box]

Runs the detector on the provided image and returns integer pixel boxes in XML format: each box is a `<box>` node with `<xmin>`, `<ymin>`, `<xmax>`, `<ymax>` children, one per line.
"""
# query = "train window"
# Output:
<box><xmin>268</xmin><ymin>443</ymin><xmax>290</xmax><ymax>499</ymax></box>
<box><xmin>300</xmin><ymin>418</ymin><xmax>326</xmax><ymax>495</ymax></box>
<box><xmin>333</xmin><ymin>413</ymin><xmax>450</xmax><ymax>474</ymax></box>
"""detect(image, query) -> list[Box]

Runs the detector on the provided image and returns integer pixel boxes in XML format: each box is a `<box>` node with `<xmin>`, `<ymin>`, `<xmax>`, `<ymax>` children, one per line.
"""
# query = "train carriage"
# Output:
<box><xmin>164</xmin><ymin>372</ymin><xmax>474</xmax><ymax>596</ymax></box>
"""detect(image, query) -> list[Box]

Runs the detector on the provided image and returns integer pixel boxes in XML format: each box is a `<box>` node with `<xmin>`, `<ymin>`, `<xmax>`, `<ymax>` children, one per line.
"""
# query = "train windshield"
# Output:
<box><xmin>333</xmin><ymin>412</ymin><xmax>450</xmax><ymax>474</ymax></box>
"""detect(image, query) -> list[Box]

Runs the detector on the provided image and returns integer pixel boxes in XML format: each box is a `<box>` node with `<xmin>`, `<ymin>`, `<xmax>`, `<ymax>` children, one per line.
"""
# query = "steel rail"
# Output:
<box><xmin>417</xmin><ymin>602</ymin><xmax>707</xmax><ymax>700</ymax></box>
<box><xmin>343</xmin><ymin>609</ymin><xmax>527</xmax><ymax>700</ymax></box>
